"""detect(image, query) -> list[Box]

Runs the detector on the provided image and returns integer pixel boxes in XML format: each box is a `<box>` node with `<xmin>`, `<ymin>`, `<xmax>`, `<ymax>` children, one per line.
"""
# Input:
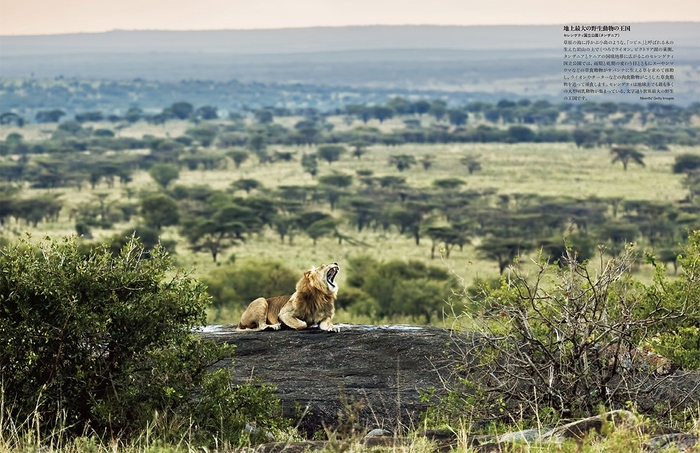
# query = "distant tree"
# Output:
<box><xmin>424</xmin><ymin>225</ymin><xmax>467</xmax><ymax>259</ymax></box>
<box><xmin>460</xmin><ymin>156</ymin><xmax>482</xmax><ymax>174</ymax></box>
<box><xmin>318</xmin><ymin>173</ymin><xmax>353</xmax><ymax>188</ymax></box>
<box><xmin>167</xmin><ymin>102</ymin><xmax>194</xmax><ymax>120</ymax></box>
<box><xmin>448</xmin><ymin>109</ymin><xmax>468</xmax><ymax>126</ymax></box>
<box><xmin>477</xmin><ymin>237</ymin><xmax>531</xmax><ymax>274</ymax></box>
<box><xmin>140</xmin><ymin>193</ymin><xmax>180</xmax><ymax>230</ymax></box>
<box><xmin>186</xmin><ymin>126</ymin><xmax>218</xmax><ymax>147</ymax></box>
<box><xmin>231</xmin><ymin>178</ymin><xmax>263</xmax><ymax>194</ymax></box>
<box><xmin>345</xmin><ymin>104</ymin><xmax>372</xmax><ymax>123</ymax></box>
<box><xmin>5</xmin><ymin>132</ymin><xmax>23</xmax><ymax>144</ymax></box>
<box><xmin>350</xmin><ymin>140</ymin><xmax>369</xmax><ymax>159</ymax></box>
<box><xmin>378</xmin><ymin>175</ymin><xmax>407</xmax><ymax>188</ymax></box>
<box><xmin>124</xmin><ymin>107</ymin><xmax>143</xmax><ymax>123</ymax></box>
<box><xmin>389</xmin><ymin>202</ymin><xmax>431</xmax><ymax>245</ymax></box>
<box><xmin>317</xmin><ymin>145</ymin><xmax>346</xmax><ymax>165</ymax></box>
<box><xmin>372</xmin><ymin>106</ymin><xmax>394</xmax><ymax>123</ymax></box>
<box><xmin>305</xmin><ymin>217</ymin><xmax>337</xmax><ymax>245</ymax></box>
<box><xmin>389</xmin><ymin>154</ymin><xmax>417</xmax><ymax>172</ymax></box>
<box><xmin>344</xmin><ymin>198</ymin><xmax>377</xmax><ymax>232</ymax></box>
<box><xmin>272</xmin><ymin>214</ymin><xmax>300</xmax><ymax>244</ymax></box>
<box><xmin>195</xmin><ymin>105</ymin><xmax>218</xmax><ymax>120</ymax></box>
<box><xmin>93</xmin><ymin>129</ymin><xmax>115</xmax><ymax>137</ymax></box>
<box><xmin>673</xmin><ymin>154</ymin><xmax>700</xmax><ymax>174</ymax></box>
<box><xmin>433</xmin><ymin>178</ymin><xmax>466</xmax><ymax>190</ymax></box>
<box><xmin>611</xmin><ymin>147</ymin><xmax>645</xmax><ymax>171</ymax></box>
<box><xmin>596</xmin><ymin>221</ymin><xmax>640</xmax><ymax>255</ymax></box>
<box><xmin>301</xmin><ymin>153</ymin><xmax>319</xmax><ymax>177</ymax></box>
<box><xmin>387</xmin><ymin>97</ymin><xmax>412</xmax><ymax>115</ymax></box>
<box><xmin>429</xmin><ymin>100</ymin><xmax>447</xmax><ymax>122</ymax></box>
<box><xmin>149</xmin><ymin>163</ymin><xmax>180</xmax><ymax>189</ymax></box>
<box><xmin>420</xmin><ymin>155</ymin><xmax>435</xmax><ymax>170</ymax></box>
<box><xmin>35</xmin><ymin>109</ymin><xmax>65</xmax><ymax>123</ymax></box>
<box><xmin>507</xmin><ymin>125</ymin><xmax>535</xmax><ymax>142</ymax></box>
<box><xmin>413</xmin><ymin>100</ymin><xmax>431</xmax><ymax>116</ymax></box>
<box><xmin>181</xmin><ymin>204</ymin><xmax>254</xmax><ymax>262</ymax></box>
<box><xmin>57</xmin><ymin>121</ymin><xmax>83</xmax><ymax>135</ymax></box>
<box><xmin>227</xmin><ymin>149</ymin><xmax>250</xmax><ymax>168</ymax></box>
<box><xmin>0</xmin><ymin>112</ymin><xmax>25</xmax><ymax>126</ymax></box>
<box><xmin>247</xmin><ymin>134</ymin><xmax>270</xmax><ymax>163</ymax></box>
<box><xmin>75</xmin><ymin>111</ymin><xmax>104</xmax><ymax>122</ymax></box>
<box><xmin>572</xmin><ymin>129</ymin><xmax>598</xmax><ymax>148</ymax></box>
<box><xmin>293</xmin><ymin>120</ymin><xmax>319</xmax><ymax>144</ymax></box>
<box><xmin>254</xmin><ymin>109</ymin><xmax>274</xmax><ymax>124</ymax></box>
<box><xmin>484</xmin><ymin>109</ymin><xmax>501</xmax><ymax>123</ymax></box>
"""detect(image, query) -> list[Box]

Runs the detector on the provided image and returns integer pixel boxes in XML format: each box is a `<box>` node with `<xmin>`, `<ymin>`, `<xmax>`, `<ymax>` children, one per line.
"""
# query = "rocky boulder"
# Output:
<box><xmin>198</xmin><ymin>324</ymin><xmax>700</xmax><ymax>438</ymax></box>
<box><xmin>199</xmin><ymin>324</ymin><xmax>459</xmax><ymax>435</ymax></box>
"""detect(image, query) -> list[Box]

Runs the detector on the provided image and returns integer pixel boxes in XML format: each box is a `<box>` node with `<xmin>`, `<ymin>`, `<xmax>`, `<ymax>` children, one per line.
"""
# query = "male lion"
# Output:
<box><xmin>237</xmin><ymin>262</ymin><xmax>339</xmax><ymax>332</ymax></box>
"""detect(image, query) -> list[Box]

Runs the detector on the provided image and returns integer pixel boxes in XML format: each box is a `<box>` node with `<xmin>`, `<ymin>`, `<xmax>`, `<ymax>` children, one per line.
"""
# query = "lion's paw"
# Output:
<box><xmin>269</xmin><ymin>323</ymin><xmax>281</xmax><ymax>331</ymax></box>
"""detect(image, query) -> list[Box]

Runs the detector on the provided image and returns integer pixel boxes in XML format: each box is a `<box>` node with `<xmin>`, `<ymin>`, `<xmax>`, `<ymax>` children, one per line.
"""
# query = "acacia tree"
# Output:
<box><xmin>181</xmin><ymin>204</ymin><xmax>259</xmax><ymax>261</ymax></box>
<box><xmin>460</xmin><ymin>156</ymin><xmax>482</xmax><ymax>174</ymax></box>
<box><xmin>317</xmin><ymin>145</ymin><xmax>346</xmax><ymax>165</ymax></box>
<box><xmin>389</xmin><ymin>154</ymin><xmax>417</xmax><ymax>172</ymax></box>
<box><xmin>140</xmin><ymin>193</ymin><xmax>180</xmax><ymax>230</ymax></box>
<box><xmin>476</xmin><ymin>237</ymin><xmax>531</xmax><ymax>274</ymax></box>
<box><xmin>149</xmin><ymin>163</ymin><xmax>180</xmax><ymax>189</ymax></box>
<box><xmin>227</xmin><ymin>149</ymin><xmax>250</xmax><ymax>168</ymax></box>
<box><xmin>611</xmin><ymin>146</ymin><xmax>645</xmax><ymax>171</ymax></box>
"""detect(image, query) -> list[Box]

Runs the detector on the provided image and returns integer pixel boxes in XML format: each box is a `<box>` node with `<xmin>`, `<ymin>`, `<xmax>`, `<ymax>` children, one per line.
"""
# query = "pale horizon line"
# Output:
<box><xmin>2</xmin><ymin>20</ymin><xmax>697</xmax><ymax>38</ymax></box>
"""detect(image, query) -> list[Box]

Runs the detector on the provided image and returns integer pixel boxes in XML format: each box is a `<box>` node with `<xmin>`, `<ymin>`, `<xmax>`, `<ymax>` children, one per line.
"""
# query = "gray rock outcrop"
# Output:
<box><xmin>199</xmin><ymin>324</ymin><xmax>459</xmax><ymax>435</ymax></box>
<box><xmin>198</xmin><ymin>324</ymin><xmax>700</xmax><ymax>438</ymax></box>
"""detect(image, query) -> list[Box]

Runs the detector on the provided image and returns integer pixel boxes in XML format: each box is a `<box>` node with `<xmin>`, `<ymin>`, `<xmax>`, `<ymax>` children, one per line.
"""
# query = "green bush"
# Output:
<box><xmin>344</xmin><ymin>257</ymin><xmax>454</xmax><ymax>323</ymax></box>
<box><xmin>646</xmin><ymin>231</ymin><xmax>700</xmax><ymax>369</ymax></box>
<box><xmin>0</xmin><ymin>236</ymin><xmax>286</xmax><ymax>444</ymax></box>
<box><xmin>204</xmin><ymin>260</ymin><xmax>298</xmax><ymax>309</ymax></box>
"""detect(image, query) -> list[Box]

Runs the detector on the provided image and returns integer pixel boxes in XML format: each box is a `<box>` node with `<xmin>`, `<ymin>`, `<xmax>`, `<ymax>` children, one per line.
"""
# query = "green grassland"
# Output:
<box><xmin>1</xmin><ymin>116</ymin><xmax>696</xmax><ymax>325</ymax></box>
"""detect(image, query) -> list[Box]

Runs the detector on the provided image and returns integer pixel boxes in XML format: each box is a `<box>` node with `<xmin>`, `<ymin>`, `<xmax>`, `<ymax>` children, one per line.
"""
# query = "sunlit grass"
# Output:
<box><xmin>1</xmin><ymin>140</ymin><xmax>695</xmax><ymax>326</ymax></box>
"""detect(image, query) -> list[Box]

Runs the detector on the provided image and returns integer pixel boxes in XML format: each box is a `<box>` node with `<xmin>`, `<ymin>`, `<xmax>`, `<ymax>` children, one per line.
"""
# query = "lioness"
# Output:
<box><xmin>237</xmin><ymin>262</ymin><xmax>339</xmax><ymax>332</ymax></box>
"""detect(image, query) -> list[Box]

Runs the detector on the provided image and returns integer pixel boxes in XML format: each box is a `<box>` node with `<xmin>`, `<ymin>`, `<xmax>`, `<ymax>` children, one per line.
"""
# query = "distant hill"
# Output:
<box><xmin>2</xmin><ymin>23</ymin><xmax>698</xmax><ymax>55</ymax></box>
<box><xmin>0</xmin><ymin>23</ymin><xmax>698</xmax><ymax>105</ymax></box>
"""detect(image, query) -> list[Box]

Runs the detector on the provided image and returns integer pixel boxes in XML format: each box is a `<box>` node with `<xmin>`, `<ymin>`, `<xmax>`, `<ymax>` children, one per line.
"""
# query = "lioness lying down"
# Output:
<box><xmin>238</xmin><ymin>262</ymin><xmax>339</xmax><ymax>332</ymax></box>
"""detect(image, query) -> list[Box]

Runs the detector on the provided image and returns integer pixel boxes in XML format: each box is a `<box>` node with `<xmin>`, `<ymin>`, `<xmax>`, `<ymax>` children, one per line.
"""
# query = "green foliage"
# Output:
<box><xmin>344</xmin><ymin>256</ymin><xmax>453</xmax><ymax>323</ymax></box>
<box><xmin>672</xmin><ymin>153</ymin><xmax>700</xmax><ymax>173</ymax></box>
<box><xmin>0</xmin><ymin>236</ymin><xmax>285</xmax><ymax>444</ymax></box>
<box><xmin>389</xmin><ymin>154</ymin><xmax>417</xmax><ymax>172</ymax></box>
<box><xmin>459</xmin><ymin>155</ymin><xmax>482</xmax><ymax>174</ymax></box>
<box><xmin>610</xmin><ymin>147</ymin><xmax>645</xmax><ymax>171</ymax></box>
<box><xmin>228</xmin><ymin>148</ymin><xmax>250</xmax><ymax>168</ymax></box>
<box><xmin>166</xmin><ymin>102</ymin><xmax>194</xmax><ymax>120</ymax></box>
<box><xmin>140</xmin><ymin>193</ymin><xmax>180</xmax><ymax>230</ymax></box>
<box><xmin>646</xmin><ymin>231</ymin><xmax>700</xmax><ymax>369</ymax></box>
<box><xmin>149</xmin><ymin>163</ymin><xmax>180</xmax><ymax>189</ymax></box>
<box><xmin>203</xmin><ymin>260</ymin><xmax>297</xmax><ymax>309</ymax></box>
<box><xmin>231</xmin><ymin>178</ymin><xmax>263</xmax><ymax>193</ymax></box>
<box><xmin>440</xmin><ymin>237</ymin><xmax>700</xmax><ymax>427</ymax></box>
<box><xmin>185</xmin><ymin>125</ymin><xmax>218</xmax><ymax>147</ymax></box>
<box><xmin>317</xmin><ymin>145</ymin><xmax>346</xmax><ymax>165</ymax></box>
<box><xmin>301</xmin><ymin>152</ymin><xmax>319</xmax><ymax>177</ymax></box>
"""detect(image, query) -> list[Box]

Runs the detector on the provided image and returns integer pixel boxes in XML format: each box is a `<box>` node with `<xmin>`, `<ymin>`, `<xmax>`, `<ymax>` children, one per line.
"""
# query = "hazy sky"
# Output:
<box><xmin>1</xmin><ymin>0</ymin><xmax>698</xmax><ymax>36</ymax></box>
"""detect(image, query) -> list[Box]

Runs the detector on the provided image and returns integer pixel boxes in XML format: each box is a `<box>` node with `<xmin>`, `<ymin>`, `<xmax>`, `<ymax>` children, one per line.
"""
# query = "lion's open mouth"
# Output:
<box><xmin>326</xmin><ymin>265</ymin><xmax>339</xmax><ymax>287</ymax></box>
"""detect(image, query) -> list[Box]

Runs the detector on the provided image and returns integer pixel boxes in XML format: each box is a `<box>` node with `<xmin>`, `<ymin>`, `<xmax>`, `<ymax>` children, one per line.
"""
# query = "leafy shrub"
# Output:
<box><xmin>344</xmin><ymin>257</ymin><xmax>454</xmax><ymax>323</ymax></box>
<box><xmin>204</xmin><ymin>260</ymin><xmax>298</xmax><ymax>309</ymax></box>
<box><xmin>0</xmin><ymin>237</ymin><xmax>285</xmax><ymax>444</ymax></box>
<box><xmin>646</xmin><ymin>231</ymin><xmax>700</xmax><ymax>369</ymax></box>
<box><xmin>437</xmin><ymin>242</ymin><xmax>699</xmax><ymax>425</ymax></box>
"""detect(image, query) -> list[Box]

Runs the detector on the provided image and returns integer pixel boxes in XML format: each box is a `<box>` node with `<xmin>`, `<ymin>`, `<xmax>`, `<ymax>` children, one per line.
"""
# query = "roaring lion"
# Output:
<box><xmin>237</xmin><ymin>262</ymin><xmax>339</xmax><ymax>332</ymax></box>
